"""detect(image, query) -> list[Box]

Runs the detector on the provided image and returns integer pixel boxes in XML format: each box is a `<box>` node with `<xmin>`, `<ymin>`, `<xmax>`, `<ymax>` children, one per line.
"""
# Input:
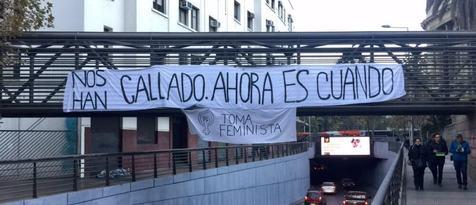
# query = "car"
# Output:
<box><xmin>320</xmin><ymin>182</ymin><xmax>336</xmax><ymax>194</ymax></box>
<box><xmin>304</xmin><ymin>190</ymin><xmax>327</xmax><ymax>205</ymax></box>
<box><xmin>342</xmin><ymin>191</ymin><xmax>371</xmax><ymax>205</ymax></box>
<box><xmin>341</xmin><ymin>178</ymin><xmax>356</xmax><ymax>189</ymax></box>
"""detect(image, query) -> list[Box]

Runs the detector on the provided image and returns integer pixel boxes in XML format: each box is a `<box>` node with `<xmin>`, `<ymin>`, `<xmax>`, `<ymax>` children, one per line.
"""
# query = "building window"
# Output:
<box><xmin>137</xmin><ymin>117</ymin><xmax>157</xmax><ymax>144</ymax></box>
<box><xmin>179</xmin><ymin>6</ymin><xmax>188</xmax><ymax>26</ymax></box>
<box><xmin>278</xmin><ymin>1</ymin><xmax>282</xmax><ymax>18</ymax></box>
<box><xmin>266</xmin><ymin>0</ymin><xmax>270</xmax><ymax>4</ymax></box>
<box><xmin>209</xmin><ymin>16</ymin><xmax>219</xmax><ymax>32</ymax></box>
<box><xmin>103</xmin><ymin>26</ymin><xmax>113</xmax><ymax>32</ymax></box>
<box><xmin>191</xmin><ymin>7</ymin><xmax>199</xmax><ymax>31</ymax></box>
<box><xmin>271</xmin><ymin>0</ymin><xmax>275</xmax><ymax>10</ymax></box>
<box><xmin>247</xmin><ymin>11</ymin><xmax>254</xmax><ymax>30</ymax></box>
<box><xmin>288</xmin><ymin>15</ymin><xmax>293</xmax><ymax>31</ymax></box>
<box><xmin>266</xmin><ymin>20</ymin><xmax>274</xmax><ymax>32</ymax></box>
<box><xmin>234</xmin><ymin>1</ymin><xmax>240</xmax><ymax>22</ymax></box>
<box><xmin>153</xmin><ymin>0</ymin><xmax>166</xmax><ymax>14</ymax></box>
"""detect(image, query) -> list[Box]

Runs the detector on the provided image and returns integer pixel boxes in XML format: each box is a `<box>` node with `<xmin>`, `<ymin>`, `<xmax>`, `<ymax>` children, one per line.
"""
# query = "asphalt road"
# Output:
<box><xmin>302</xmin><ymin>157</ymin><xmax>379</xmax><ymax>205</ymax></box>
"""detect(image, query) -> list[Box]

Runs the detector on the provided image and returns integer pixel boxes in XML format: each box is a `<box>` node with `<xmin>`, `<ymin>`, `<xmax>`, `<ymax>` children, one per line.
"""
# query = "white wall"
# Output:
<box><xmin>42</xmin><ymin>0</ymin><xmax>84</xmax><ymax>31</ymax></box>
<box><xmin>83</xmin><ymin>0</ymin><xmax>126</xmax><ymax>31</ymax></box>
<box><xmin>45</xmin><ymin>0</ymin><xmax>295</xmax><ymax>32</ymax></box>
<box><xmin>0</xmin><ymin>118</ymin><xmax>67</xmax><ymax>130</ymax></box>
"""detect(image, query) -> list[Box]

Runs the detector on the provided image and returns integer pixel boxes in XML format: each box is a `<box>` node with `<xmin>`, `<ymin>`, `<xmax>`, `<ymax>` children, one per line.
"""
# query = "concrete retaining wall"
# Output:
<box><xmin>362</xmin><ymin>141</ymin><xmax>398</xmax><ymax>191</ymax></box>
<box><xmin>7</xmin><ymin>149</ymin><xmax>312</xmax><ymax>205</ymax></box>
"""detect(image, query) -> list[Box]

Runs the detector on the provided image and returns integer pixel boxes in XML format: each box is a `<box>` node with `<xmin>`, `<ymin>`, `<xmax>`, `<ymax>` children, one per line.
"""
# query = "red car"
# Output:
<box><xmin>304</xmin><ymin>190</ymin><xmax>327</xmax><ymax>205</ymax></box>
<box><xmin>342</xmin><ymin>191</ymin><xmax>371</xmax><ymax>205</ymax></box>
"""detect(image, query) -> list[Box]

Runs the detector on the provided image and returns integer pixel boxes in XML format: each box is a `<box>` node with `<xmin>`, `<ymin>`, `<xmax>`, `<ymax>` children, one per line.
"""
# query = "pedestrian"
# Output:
<box><xmin>450</xmin><ymin>134</ymin><xmax>472</xmax><ymax>190</ymax></box>
<box><xmin>427</xmin><ymin>133</ymin><xmax>448</xmax><ymax>186</ymax></box>
<box><xmin>408</xmin><ymin>138</ymin><xmax>427</xmax><ymax>190</ymax></box>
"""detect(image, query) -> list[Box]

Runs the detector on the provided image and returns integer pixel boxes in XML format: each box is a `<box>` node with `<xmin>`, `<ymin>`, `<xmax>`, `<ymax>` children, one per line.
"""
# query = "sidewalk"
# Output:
<box><xmin>406</xmin><ymin>156</ymin><xmax>476</xmax><ymax>205</ymax></box>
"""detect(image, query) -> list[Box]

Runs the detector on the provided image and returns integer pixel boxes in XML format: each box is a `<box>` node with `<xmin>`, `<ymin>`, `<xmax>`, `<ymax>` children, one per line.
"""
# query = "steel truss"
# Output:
<box><xmin>1</xmin><ymin>31</ymin><xmax>476</xmax><ymax>116</ymax></box>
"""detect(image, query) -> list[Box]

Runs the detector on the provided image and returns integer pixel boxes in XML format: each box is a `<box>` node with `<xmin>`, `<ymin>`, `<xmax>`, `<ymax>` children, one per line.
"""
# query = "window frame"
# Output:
<box><xmin>209</xmin><ymin>16</ymin><xmax>219</xmax><ymax>32</ymax></box>
<box><xmin>179</xmin><ymin>7</ymin><xmax>189</xmax><ymax>26</ymax></box>
<box><xmin>247</xmin><ymin>11</ymin><xmax>254</xmax><ymax>30</ymax></box>
<box><xmin>234</xmin><ymin>1</ymin><xmax>241</xmax><ymax>22</ymax></box>
<box><xmin>137</xmin><ymin>116</ymin><xmax>158</xmax><ymax>144</ymax></box>
<box><xmin>191</xmin><ymin>6</ymin><xmax>199</xmax><ymax>31</ymax></box>
<box><xmin>153</xmin><ymin>0</ymin><xmax>166</xmax><ymax>14</ymax></box>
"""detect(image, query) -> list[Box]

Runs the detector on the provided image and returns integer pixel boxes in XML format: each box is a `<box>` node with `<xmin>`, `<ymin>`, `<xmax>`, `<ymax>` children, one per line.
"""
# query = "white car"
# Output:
<box><xmin>321</xmin><ymin>182</ymin><xmax>336</xmax><ymax>194</ymax></box>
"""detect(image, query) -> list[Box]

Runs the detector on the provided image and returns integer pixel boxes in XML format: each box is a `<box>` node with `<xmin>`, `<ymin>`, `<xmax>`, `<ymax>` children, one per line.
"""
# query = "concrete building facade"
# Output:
<box><xmin>0</xmin><ymin>0</ymin><xmax>295</xmax><ymax>158</ymax></box>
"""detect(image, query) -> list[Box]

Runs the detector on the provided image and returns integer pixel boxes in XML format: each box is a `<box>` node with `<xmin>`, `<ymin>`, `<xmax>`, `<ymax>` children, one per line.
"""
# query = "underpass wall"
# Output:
<box><xmin>10</xmin><ymin>146</ymin><xmax>314</xmax><ymax>205</ymax></box>
<box><xmin>362</xmin><ymin>141</ymin><xmax>398</xmax><ymax>192</ymax></box>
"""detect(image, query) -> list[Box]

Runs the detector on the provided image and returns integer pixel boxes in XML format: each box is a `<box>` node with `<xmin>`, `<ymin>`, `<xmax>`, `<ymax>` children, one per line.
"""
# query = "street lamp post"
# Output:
<box><xmin>381</xmin><ymin>24</ymin><xmax>409</xmax><ymax>31</ymax></box>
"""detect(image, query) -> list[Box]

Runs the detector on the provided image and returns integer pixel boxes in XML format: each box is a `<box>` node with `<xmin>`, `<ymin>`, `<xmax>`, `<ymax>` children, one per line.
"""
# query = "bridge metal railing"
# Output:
<box><xmin>0</xmin><ymin>141</ymin><xmax>309</xmax><ymax>203</ymax></box>
<box><xmin>373</xmin><ymin>143</ymin><xmax>405</xmax><ymax>205</ymax></box>
<box><xmin>2</xmin><ymin>32</ymin><xmax>476</xmax><ymax>116</ymax></box>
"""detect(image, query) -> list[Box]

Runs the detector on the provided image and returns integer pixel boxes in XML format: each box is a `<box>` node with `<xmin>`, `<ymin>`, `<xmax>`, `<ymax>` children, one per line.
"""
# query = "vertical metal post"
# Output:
<box><xmin>214</xmin><ymin>148</ymin><xmax>218</xmax><ymax>168</ymax></box>
<box><xmin>244</xmin><ymin>147</ymin><xmax>248</xmax><ymax>163</ymax></box>
<box><xmin>131</xmin><ymin>154</ymin><xmax>136</xmax><ymax>182</ymax></box>
<box><xmin>370</xmin><ymin>44</ymin><xmax>375</xmax><ymax>63</ymax></box>
<box><xmin>154</xmin><ymin>153</ymin><xmax>158</xmax><ymax>178</ymax></box>
<box><xmin>259</xmin><ymin>146</ymin><xmax>263</xmax><ymax>160</ymax></box>
<box><xmin>105</xmin><ymin>157</ymin><xmax>110</xmax><ymax>186</ymax></box>
<box><xmin>297</xmin><ymin>44</ymin><xmax>301</xmax><ymax>65</ymax></box>
<box><xmin>33</xmin><ymin>162</ymin><xmax>37</xmax><ymax>198</ymax></box>
<box><xmin>252</xmin><ymin>146</ymin><xmax>256</xmax><ymax>162</ymax></box>
<box><xmin>172</xmin><ymin>152</ymin><xmax>177</xmax><ymax>175</ymax></box>
<box><xmin>188</xmin><ymin>152</ymin><xmax>192</xmax><ymax>172</ymax></box>
<box><xmin>202</xmin><ymin>150</ymin><xmax>207</xmax><ymax>170</ymax></box>
<box><xmin>225</xmin><ymin>146</ymin><xmax>229</xmax><ymax>166</ymax></box>
<box><xmin>29</xmin><ymin>53</ymin><xmax>34</xmax><ymax>104</ymax></box>
<box><xmin>75</xmin><ymin>45</ymin><xmax>80</xmax><ymax>70</ymax></box>
<box><xmin>271</xmin><ymin>145</ymin><xmax>274</xmax><ymax>158</ymax></box>
<box><xmin>73</xmin><ymin>159</ymin><xmax>78</xmax><ymax>191</ymax></box>
<box><xmin>235</xmin><ymin>147</ymin><xmax>239</xmax><ymax>164</ymax></box>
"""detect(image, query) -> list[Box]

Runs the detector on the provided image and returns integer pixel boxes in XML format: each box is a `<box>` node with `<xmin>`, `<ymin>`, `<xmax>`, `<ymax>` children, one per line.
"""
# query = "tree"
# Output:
<box><xmin>0</xmin><ymin>0</ymin><xmax>54</xmax><ymax>67</ymax></box>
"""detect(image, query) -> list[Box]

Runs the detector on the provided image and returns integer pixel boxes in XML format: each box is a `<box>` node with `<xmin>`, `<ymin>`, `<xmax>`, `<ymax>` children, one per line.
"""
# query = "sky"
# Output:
<box><xmin>292</xmin><ymin>0</ymin><xmax>427</xmax><ymax>32</ymax></box>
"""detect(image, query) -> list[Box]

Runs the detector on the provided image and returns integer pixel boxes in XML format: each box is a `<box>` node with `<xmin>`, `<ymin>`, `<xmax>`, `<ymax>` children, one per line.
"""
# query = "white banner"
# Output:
<box><xmin>183</xmin><ymin>108</ymin><xmax>296</xmax><ymax>144</ymax></box>
<box><xmin>63</xmin><ymin>64</ymin><xmax>406</xmax><ymax>112</ymax></box>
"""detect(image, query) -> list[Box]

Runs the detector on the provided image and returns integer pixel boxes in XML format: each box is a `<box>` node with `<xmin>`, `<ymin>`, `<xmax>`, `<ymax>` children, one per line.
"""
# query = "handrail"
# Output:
<box><xmin>0</xmin><ymin>142</ymin><xmax>308</xmax><ymax>164</ymax></box>
<box><xmin>372</xmin><ymin>143</ymin><xmax>404</xmax><ymax>205</ymax></box>
<box><xmin>0</xmin><ymin>141</ymin><xmax>309</xmax><ymax>203</ymax></box>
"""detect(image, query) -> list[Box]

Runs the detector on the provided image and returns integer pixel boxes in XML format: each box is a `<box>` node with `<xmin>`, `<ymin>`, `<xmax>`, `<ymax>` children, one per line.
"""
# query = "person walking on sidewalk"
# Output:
<box><xmin>408</xmin><ymin>138</ymin><xmax>428</xmax><ymax>190</ymax></box>
<box><xmin>450</xmin><ymin>134</ymin><xmax>472</xmax><ymax>190</ymax></box>
<box><xmin>427</xmin><ymin>133</ymin><xmax>448</xmax><ymax>186</ymax></box>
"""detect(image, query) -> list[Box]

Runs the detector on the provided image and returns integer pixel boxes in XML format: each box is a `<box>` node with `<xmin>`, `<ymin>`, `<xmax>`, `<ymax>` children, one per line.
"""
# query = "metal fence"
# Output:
<box><xmin>0</xmin><ymin>142</ymin><xmax>308</xmax><ymax>203</ymax></box>
<box><xmin>1</xmin><ymin>32</ymin><xmax>476</xmax><ymax>116</ymax></box>
<box><xmin>0</xmin><ymin>130</ymin><xmax>77</xmax><ymax>160</ymax></box>
<box><xmin>372</xmin><ymin>143</ymin><xmax>405</xmax><ymax>205</ymax></box>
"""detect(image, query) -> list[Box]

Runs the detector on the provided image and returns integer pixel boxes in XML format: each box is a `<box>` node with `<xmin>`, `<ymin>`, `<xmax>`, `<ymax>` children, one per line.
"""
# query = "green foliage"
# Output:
<box><xmin>1</xmin><ymin>0</ymin><xmax>54</xmax><ymax>67</ymax></box>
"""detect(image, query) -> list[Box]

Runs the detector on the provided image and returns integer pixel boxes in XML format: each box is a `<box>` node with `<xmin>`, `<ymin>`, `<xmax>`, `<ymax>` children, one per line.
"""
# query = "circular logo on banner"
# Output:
<box><xmin>198</xmin><ymin>110</ymin><xmax>214</xmax><ymax>135</ymax></box>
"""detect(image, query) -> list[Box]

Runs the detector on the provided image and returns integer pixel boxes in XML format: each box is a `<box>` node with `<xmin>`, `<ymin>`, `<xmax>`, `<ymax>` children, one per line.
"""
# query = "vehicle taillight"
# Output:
<box><xmin>319</xmin><ymin>197</ymin><xmax>322</xmax><ymax>201</ymax></box>
<box><xmin>365</xmin><ymin>201</ymin><xmax>369</xmax><ymax>205</ymax></box>
<box><xmin>304</xmin><ymin>196</ymin><xmax>308</xmax><ymax>201</ymax></box>
<box><xmin>342</xmin><ymin>200</ymin><xmax>347</xmax><ymax>205</ymax></box>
